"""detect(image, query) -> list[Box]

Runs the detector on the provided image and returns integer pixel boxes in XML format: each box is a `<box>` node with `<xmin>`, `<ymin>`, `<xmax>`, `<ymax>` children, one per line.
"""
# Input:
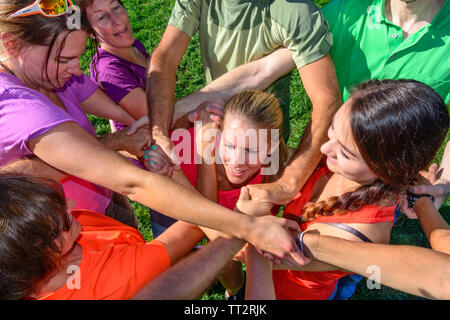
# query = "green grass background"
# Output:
<box><xmin>81</xmin><ymin>0</ymin><xmax>450</xmax><ymax>300</ymax></box>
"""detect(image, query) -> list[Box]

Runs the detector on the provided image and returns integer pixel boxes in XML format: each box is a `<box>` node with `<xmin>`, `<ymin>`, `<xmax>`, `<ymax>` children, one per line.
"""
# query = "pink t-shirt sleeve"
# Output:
<box><xmin>0</xmin><ymin>85</ymin><xmax>75</xmax><ymax>165</ymax></box>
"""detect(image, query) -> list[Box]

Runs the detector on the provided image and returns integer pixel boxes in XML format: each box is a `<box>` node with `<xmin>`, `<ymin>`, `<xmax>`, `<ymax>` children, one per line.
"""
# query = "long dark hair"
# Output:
<box><xmin>0</xmin><ymin>0</ymin><xmax>91</xmax><ymax>87</ymax></box>
<box><xmin>302</xmin><ymin>79</ymin><xmax>449</xmax><ymax>221</ymax></box>
<box><xmin>0</xmin><ymin>175</ymin><xmax>69</xmax><ymax>300</ymax></box>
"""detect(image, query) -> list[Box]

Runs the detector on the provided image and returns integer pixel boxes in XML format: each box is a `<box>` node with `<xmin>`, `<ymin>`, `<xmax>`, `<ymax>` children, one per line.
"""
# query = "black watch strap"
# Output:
<box><xmin>407</xmin><ymin>190</ymin><xmax>435</xmax><ymax>209</ymax></box>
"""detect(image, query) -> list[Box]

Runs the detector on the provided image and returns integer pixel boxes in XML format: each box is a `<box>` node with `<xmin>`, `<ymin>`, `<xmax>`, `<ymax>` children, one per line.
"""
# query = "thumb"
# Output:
<box><xmin>188</xmin><ymin>111</ymin><xmax>199</xmax><ymax>124</ymax></box>
<box><xmin>126</xmin><ymin>115</ymin><xmax>149</xmax><ymax>136</ymax></box>
<box><xmin>239</xmin><ymin>186</ymin><xmax>250</xmax><ymax>201</ymax></box>
<box><xmin>410</xmin><ymin>185</ymin><xmax>432</xmax><ymax>194</ymax></box>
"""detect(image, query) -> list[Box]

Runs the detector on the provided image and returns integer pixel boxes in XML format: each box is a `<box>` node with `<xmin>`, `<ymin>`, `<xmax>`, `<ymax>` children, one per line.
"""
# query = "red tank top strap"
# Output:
<box><xmin>283</xmin><ymin>165</ymin><xmax>330</xmax><ymax>219</ymax></box>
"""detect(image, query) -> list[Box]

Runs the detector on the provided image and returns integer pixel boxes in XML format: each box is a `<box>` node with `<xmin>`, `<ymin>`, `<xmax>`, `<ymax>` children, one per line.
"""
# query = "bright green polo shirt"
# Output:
<box><xmin>322</xmin><ymin>0</ymin><xmax>450</xmax><ymax>103</ymax></box>
<box><xmin>168</xmin><ymin>0</ymin><xmax>332</xmax><ymax>140</ymax></box>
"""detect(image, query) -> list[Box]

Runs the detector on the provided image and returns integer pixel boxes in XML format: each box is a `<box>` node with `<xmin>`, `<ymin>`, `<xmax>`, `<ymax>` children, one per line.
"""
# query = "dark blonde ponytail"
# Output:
<box><xmin>223</xmin><ymin>90</ymin><xmax>288</xmax><ymax>181</ymax></box>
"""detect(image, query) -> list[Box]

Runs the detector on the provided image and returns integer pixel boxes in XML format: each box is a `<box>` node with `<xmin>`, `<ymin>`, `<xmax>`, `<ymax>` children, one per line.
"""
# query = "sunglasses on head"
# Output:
<box><xmin>9</xmin><ymin>0</ymin><xmax>76</xmax><ymax>18</ymax></box>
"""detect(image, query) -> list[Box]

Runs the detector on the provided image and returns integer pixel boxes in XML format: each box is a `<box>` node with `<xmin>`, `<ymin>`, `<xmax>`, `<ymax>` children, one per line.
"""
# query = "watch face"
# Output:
<box><xmin>407</xmin><ymin>191</ymin><xmax>415</xmax><ymax>209</ymax></box>
<box><xmin>406</xmin><ymin>191</ymin><xmax>434</xmax><ymax>209</ymax></box>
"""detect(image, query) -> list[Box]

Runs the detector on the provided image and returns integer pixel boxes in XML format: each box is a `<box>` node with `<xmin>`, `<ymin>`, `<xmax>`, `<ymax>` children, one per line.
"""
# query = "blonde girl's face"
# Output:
<box><xmin>219</xmin><ymin>114</ymin><xmax>273</xmax><ymax>186</ymax></box>
<box><xmin>319</xmin><ymin>100</ymin><xmax>377</xmax><ymax>184</ymax></box>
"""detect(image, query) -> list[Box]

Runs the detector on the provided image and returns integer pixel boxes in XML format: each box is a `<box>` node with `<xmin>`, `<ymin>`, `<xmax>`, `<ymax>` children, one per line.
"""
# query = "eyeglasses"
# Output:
<box><xmin>9</xmin><ymin>0</ymin><xmax>75</xmax><ymax>18</ymax></box>
<box><xmin>62</xmin><ymin>211</ymin><xmax>73</xmax><ymax>231</ymax></box>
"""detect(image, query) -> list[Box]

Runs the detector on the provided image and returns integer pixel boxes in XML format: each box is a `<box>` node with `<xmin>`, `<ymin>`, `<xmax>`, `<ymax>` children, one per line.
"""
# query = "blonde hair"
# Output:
<box><xmin>222</xmin><ymin>90</ymin><xmax>288</xmax><ymax>181</ymax></box>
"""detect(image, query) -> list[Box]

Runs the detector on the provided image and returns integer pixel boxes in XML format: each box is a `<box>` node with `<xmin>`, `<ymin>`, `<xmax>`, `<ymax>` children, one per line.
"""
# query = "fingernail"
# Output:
<box><xmin>144</xmin><ymin>155</ymin><xmax>149</xmax><ymax>159</ymax></box>
<box><xmin>144</xmin><ymin>150</ymin><xmax>149</xmax><ymax>154</ymax></box>
<box><xmin>150</xmin><ymin>161</ymin><xmax>155</xmax><ymax>165</ymax></box>
<box><xmin>151</xmin><ymin>145</ymin><xmax>157</xmax><ymax>150</ymax></box>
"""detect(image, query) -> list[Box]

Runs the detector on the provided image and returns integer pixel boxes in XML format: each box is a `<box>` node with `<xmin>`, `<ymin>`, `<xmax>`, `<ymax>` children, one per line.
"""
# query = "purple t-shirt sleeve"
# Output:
<box><xmin>95</xmin><ymin>60</ymin><xmax>143</xmax><ymax>104</ymax></box>
<box><xmin>0</xmin><ymin>87</ymin><xmax>75</xmax><ymax>165</ymax></box>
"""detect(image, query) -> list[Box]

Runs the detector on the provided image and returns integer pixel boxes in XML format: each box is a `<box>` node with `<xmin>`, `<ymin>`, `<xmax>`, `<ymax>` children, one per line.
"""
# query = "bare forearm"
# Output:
<box><xmin>245</xmin><ymin>245</ymin><xmax>276</xmax><ymax>300</ymax></box>
<box><xmin>0</xmin><ymin>157</ymin><xmax>68</xmax><ymax>181</ymax></box>
<box><xmin>414</xmin><ymin>197</ymin><xmax>450</xmax><ymax>253</ymax></box>
<box><xmin>147</xmin><ymin>60</ymin><xmax>177</xmax><ymax>136</ymax></box>
<box><xmin>81</xmin><ymin>88</ymin><xmax>135</xmax><ymax>126</ymax></box>
<box><xmin>280</xmin><ymin>54</ymin><xmax>341</xmax><ymax>193</ymax></box>
<box><xmin>172</xmin><ymin>49</ymin><xmax>295</xmax><ymax>125</ymax></box>
<box><xmin>304</xmin><ymin>233</ymin><xmax>450</xmax><ymax>299</ymax></box>
<box><xmin>132</xmin><ymin>236</ymin><xmax>246</xmax><ymax>300</ymax></box>
<box><xmin>155</xmin><ymin>221</ymin><xmax>205</xmax><ymax>266</ymax></box>
<box><xmin>279</xmin><ymin>107</ymin><xmax>334</xmax><ymax>194</ymax></box>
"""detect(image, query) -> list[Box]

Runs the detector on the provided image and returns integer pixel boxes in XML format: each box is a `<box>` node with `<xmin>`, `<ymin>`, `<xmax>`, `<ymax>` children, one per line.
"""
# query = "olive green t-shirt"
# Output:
<box><xmin>322</xmin><ymin>0</ymin><xmax>450</xmax><ymax>103</ymax></box>
<box><xmin>169</xmin><ymin>0</ymin><xmax>332</xmax><ymax>140</ymax></box>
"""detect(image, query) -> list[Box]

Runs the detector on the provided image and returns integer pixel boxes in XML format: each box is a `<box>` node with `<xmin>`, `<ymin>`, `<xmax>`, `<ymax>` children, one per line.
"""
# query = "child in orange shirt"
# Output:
<box><xmin>0</xmin><ymin>175</ymin><xmax>204</xmax><ymax>300</ymax></box>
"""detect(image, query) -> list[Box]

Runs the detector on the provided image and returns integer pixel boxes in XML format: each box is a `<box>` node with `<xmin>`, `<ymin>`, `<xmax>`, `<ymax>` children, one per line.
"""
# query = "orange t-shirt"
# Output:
<box><xmin>40</xmin><ymin>210</ymin><xmax>170</xmax><ymax>300</ymax></box>
<box><xmin>273</xmin><ymin>166</ymin><xmax>396</xmax><ymax>300</ymax></box>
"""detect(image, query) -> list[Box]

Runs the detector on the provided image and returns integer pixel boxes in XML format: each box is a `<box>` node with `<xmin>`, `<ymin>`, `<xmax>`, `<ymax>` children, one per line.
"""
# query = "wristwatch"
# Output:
<box><xmin>406</xmin><ymin>190</ymin><xmax>435</xmax><ymax>209</ymax></box>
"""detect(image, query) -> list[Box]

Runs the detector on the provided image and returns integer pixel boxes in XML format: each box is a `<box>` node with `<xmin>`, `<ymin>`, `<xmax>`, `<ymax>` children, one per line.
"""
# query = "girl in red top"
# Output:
<box><xmin>243</xmin><ymin>79</ymin><xmax>449</xmax><ymax>300</ymax></box>
<box><xmin>166</xmin><ymin>90</ymin><xmax>289</xmax><ymax>298</ymax></box>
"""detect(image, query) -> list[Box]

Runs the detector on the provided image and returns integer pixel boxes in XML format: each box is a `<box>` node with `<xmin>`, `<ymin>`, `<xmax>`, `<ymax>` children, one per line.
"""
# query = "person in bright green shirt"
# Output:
<box><xmin>322</xmin><ymin>0</ymin><xmax>449</xmax><ymax>103</ymax></box>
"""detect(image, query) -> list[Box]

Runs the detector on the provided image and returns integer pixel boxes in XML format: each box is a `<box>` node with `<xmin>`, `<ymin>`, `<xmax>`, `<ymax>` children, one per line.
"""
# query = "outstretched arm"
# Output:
<box><xmin>147</xmin><ymin>26</ymin><xmax>191</xmax><ymax>138</ymax></box>
<box><xmin>29</xmin><ymin>122</ymin><xmax>308</xmax><ymax>267</ymax></box>
<box><xmin>247</xmin><ymin>54</ymin><xmax>341</xmax><ymax>205</ymax></box>
<box><xmin>302</xmin><ymin>231</ymin><xmax>450</xmax><ymax>300</ymax></box>
<box><xmin>132</xmin><ymin>236</ymin><xmax>246</xmax><ymax>300</ymax></box>
<box><xmin>413</xmin><ymin>197</ymin><xmax>450</xmax><ymax>254</ymax></box>
<box><xmin>172</xmin><ymin>48</ymin><xmax>296</xmax><ymax>125</ymax></box>
<box><xmin>0</xmin><ymin>157</ymin><xmax>67</xmax><ymax>181</ymax></box>
<box><xmin>81</xmin><ymin>88</ymin><xmax>136</xmax><ymax>126</ymax></box>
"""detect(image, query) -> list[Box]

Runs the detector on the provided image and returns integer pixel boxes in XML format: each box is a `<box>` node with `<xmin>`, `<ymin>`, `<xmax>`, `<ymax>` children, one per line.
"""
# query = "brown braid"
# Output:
<box><xmin>302</xmin><ymin>180</ymin><xmax>400</xmax><ymax>222</ymax></box>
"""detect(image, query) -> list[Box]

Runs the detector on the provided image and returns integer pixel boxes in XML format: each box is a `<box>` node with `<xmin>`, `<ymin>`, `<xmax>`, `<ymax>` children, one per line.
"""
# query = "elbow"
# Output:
<box><xmin>435</xmin><ymin>264</ymin><xmax>450</xmax><ymax>300</ymax></box>
<box><xmin>149</xmin><ymin>51</ymin><xmax>178</xmax><ymax>76</ymax></box>
<box><xmin>430</xmin><ymin>229</ymin><xmax>450</xmax><ymax>255</ymax></box>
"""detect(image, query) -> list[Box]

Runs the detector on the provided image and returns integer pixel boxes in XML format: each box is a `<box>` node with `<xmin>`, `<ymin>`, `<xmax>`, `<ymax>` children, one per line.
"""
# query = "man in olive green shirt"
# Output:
<box><xmin>322</xmin><ymin>0</ymin><xmax>449</xmax><ymax>103</ymax></box>
<box><xmin>146</xmin><ymin>1</ymin><xmax>341</xmax><ymax>231</ymax></box>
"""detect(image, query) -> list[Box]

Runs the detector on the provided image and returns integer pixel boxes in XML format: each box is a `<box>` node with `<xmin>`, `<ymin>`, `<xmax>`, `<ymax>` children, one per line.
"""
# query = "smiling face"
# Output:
<box><xmin>219</xmin><ymin>114</ymin><xmax>271</xmax><ymax>186</ymax></box>
<box><xmin>85</xmin><ymin>0</ymin><xmax>134</xmax><ymax>49</ymax></box>
<box><xmin>320</xmin><ymin>100</ymin><xmax>377</xmax><ymax>184</ymax></box>
<box><xmin>19</xmin><ymin>30</ymin><xmax>87</xmax><ymax>89</ymax></box>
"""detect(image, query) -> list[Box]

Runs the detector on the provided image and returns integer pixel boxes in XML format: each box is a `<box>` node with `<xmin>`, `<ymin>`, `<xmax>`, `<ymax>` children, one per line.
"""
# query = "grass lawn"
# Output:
<box><xmin>81</xmin><ymin>0</ymin><xmax>450</xmax><ymax>300</ymax></box>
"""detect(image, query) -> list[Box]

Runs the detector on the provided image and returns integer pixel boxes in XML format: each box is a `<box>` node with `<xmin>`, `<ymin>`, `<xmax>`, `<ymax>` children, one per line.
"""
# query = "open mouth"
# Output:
<box><xmin>229</xmin><ymin>167</ymin><xmax>247</xmax><ymax>176</ymax></box>
<box><xmin>114</xmin><ymin>26</ymin><xmax>128</xmax><ymax>37</ymax></box>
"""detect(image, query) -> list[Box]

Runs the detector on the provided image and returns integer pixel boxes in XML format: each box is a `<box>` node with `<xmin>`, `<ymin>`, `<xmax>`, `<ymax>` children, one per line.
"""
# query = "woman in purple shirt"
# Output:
<box><xmin>0</xmin><ymin>0</ymin><xmax>307</xmax><ymax>267</ymax></box>
<box><xmin>0</xmin><ymin>2</ymin><xmax>153</xmax><ymax>226</ymax></box>
<box><xmin>87</xmin><ymin>0</ymin><xmax>149</xmax><ymax>132</ymax></box>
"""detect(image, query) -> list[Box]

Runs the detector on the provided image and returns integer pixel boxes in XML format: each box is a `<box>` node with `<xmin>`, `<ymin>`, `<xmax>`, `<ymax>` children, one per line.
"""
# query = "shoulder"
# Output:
<box><xmin>322</xmin><ymin>0</ymin><xmax>378</xmax><ymax>28</ymax></box>
<box><xmin>56</xmin><ymin>74</ymin><xmax>98</xmax><ymax>102</ymax></box>
<box><xmin>308</xmin><ymin>204</ymin><xmax>396</xmax><ymax>225</ymax></box>
<box><xmin>0</xmin><ymin>74</ymin><xmax>66</xmax><ymax>117</ymax></box>
<box><xmin>270</xmin><ymin>0</ymin><xmax>321</xmax><ymax>26</ymax></box>
<box><xmin>91</xmin><ymin>49</ymin><xmax>129</xmax><ymax>77</ymax></box>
